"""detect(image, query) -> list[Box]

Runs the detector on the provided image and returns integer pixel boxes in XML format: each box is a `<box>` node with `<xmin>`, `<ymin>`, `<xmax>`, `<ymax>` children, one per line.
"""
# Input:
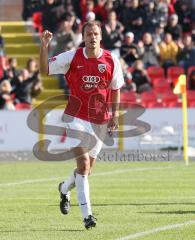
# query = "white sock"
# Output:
<box><xmin>75</xmin><ymin>173</ymin><xmax>92</xmax><ymax>219</ymax></box>
<box><xmin>61</xmin><ymin>170</ymin><xmax>76</xmax><ymax>194</ymax></box>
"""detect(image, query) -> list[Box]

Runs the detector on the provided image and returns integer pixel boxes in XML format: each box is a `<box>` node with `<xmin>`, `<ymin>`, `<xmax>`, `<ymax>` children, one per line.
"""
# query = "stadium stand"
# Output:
<box><xmin>0</xmin><ymin>0</ymin><xmax>195</xmax><ymax>110</ymax></box>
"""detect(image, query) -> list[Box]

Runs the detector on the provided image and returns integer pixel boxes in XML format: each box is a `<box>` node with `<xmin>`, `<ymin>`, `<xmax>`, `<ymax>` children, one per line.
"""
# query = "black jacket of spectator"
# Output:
<box><xmin>120</xmin><ymin>5</ymin><xmax>146</xmax><ymax>41</ymax></box>
<box><xmin>175</xmin><ymin>2</ymin><xmax>192</xmax><ymax>33</ymax></box>
<box><xmin>102</xmin><ymin>22</ymin><xmax>123</xmax><ymax>50</ymax></box>
<box><xmin>164</xmin><ymin>24</ymin><xmax>182</xmax><ymax>41</ymax></box>
<box><xmin>0</xmin><ymin>94</ymin><xmax>5</xmax><ymax>109</ymax></box>
<box><xmin>144</xmin><ymin>5</ymin><xmax>161</xmax><ymax>33</ymax></box>
<box><xmin>132</xmin><ymin>69</ymin><xmax>151</xmax><ymax>93</ymax></box>
<box><xmin>189</xmin><ymin>70</ymin><xmax>195</xmax><ymax>90</ymax></box>
<box><xmin>22</xmin><ymin>0</ymin><xmax>43</xmax><ymax>20</ymax></box>
<box><xmin>120</xmin><ymin>43</ymin><xmax>140</xmax><ymax>66</ymax></box>
<box><xmin>41</xmin><ymin>1</ymin><xmax>65</xmax><ymax>33</ymax></box>
<box><xmin>0</xmin><ymin>35</ymin><xmax>4</xmax><ymax>49</ymax></box>
<box><xmin>14</xmin><ymin>72</ymin><xmax>39</xmax><ymax>104</ymax></box>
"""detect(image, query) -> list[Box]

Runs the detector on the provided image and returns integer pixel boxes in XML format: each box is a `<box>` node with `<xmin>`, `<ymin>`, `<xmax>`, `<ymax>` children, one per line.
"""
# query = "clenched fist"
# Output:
<box><xmin>40</xmin><ymin>30</ymin><xmax>53</xmax><ymax>48</ymax></box>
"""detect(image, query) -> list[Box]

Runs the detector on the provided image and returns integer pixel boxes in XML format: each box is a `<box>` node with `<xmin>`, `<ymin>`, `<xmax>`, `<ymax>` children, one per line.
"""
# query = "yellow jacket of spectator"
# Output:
<box><xmin>159</xmin><ymin>41</ymin><xmax>178</xmax><ymax>64</ymax></box>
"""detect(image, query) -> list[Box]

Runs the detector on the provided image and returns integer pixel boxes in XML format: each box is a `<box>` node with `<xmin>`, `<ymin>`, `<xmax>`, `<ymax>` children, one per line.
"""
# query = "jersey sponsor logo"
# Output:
<box><xmin>82</xmin><ymin>75</ymin><xmax>101</xmax><ymax>83</ymax></box>
<box><xmin>98</xmin><ymin>64</ymin><xmax>106</xmax><ymax>73</ymax></box>
<box><xmin>82</xmin><ymin>75</ymin><xmax>101</xmax><ymax>91</ymax></box>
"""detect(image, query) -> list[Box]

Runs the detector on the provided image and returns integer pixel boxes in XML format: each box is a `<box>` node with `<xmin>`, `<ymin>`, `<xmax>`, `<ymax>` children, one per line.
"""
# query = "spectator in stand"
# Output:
<box><xmin>144</xmin><ymin>1</ymin><xmax>161</xmax><ymax>34</ymax></box>
<box><xmin>153</xmin><ymin>22</ymin><xmax>165</xmax><ymax>44</ymax></box>
<box><xmin>0</xmin><ymin>80</ymin><xmax>15</xmax><ymax>110</ymax></box>
<box><xmin>52</xmin><ymin>20</ymin><xmax>76</xmax><ymax>90</ymax></box>
<box><xmin>120</xmin><ymin>32</ymin><xmax>140</xmax><ymax>67</ymax></box>
<box><xmin>3</xmin><ymin>58</ymin><xmax>19</xmax><ymax>86</ymax></box>
<box><xmin>7</xmin><ymin>58</ymin><xmax>19</xmax><ymax>79</ymax></box>
<box><xmin>22</xmin><ymin>0</ymin><xmax>43</xmax><ymax>21</ymax></box>
<box><xmin>26</xmin><ymin>58</ymin><xmax>43</xmax><ymax>98</ymax></box>
<box><xmin>53</xmin><ymin>20</ymin><xmax>76</xmax><ymax>55</ymax></box>
<box><xmin>177</xmin><ymin>35</ymin><xmax>195</xmax><ymax>69</ymax></box>
<box><xmin>189</xmin><ymin>70</ymin><xmax>195</xmax><ymax>90</ymax></box>
<box><xmin>69</xmin><ymin>11</ymin><xmax>81</xmax><ymax>31</ymax></box>
<box><xmin>120</xmin><ymin>58</ymin><xmax>136</xmax><ymax>92</ymax></box>
<box><xmin>164</xmin><ymin>14</ymin><xmax>182</xmax><ymax>41</ymax></box>
<box><xmin>155</xmin><ymin>0</ymin><xmax>169</xmax><ymax>24</ymax></box>
<box><xmin>139</xmin><ymin>32</ymin><xmax>160</xmax><ymax>67</ymax></box>
<box><xmin>102</xmin><ymin>10</ymin><xmax>124</xmax><ymax>58</ymax></box>
<box><xmin>132</xmin><ymin>60</ymin><xmax>152</xmax><ymax>93</ymax></box>
<box><xmin>95</xmin><ymin>0</ymin><xmax>114</xmax><ymax>22</ymax></box>
<box><xmin>13</xmin><ymin>69</ymin><xmax>40</xmax><ymax>105</ymax></box>
<box><xmin>80</xmin><ymin>0</ymin><xmax>95</xmax><ymax>22</ymax></box>
<box><xmin>86</xmin><ymin>11</ymin><xmax>96</xmax><ymax>21</ymax></box>
<box><xmin>0</xmin><ymin>26</ymin><xmax>4</xmax><ymax>56</ymax></box>
<box><xmin>175</xmin><ymin>0</ymin><xmax>192</xmax><ymax>33</ymax></box>
<box><xmin>120</xmin><ymin>0</ymin><xmax>145</xmax><ymax>42</ymax></box>
<box><xmin>159</xmin><ymin>33</ymin><xmax>178</xmax><ymax>69</ymax></box>
<box><xmin>42</xmin><ymin>0</ymin><xmax>65</xmax><ymax>33</ymax></box>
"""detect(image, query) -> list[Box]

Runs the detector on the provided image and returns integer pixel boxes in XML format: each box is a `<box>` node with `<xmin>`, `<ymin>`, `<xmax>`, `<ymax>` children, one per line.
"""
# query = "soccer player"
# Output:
<box><xmin>39</xmin><ymin>21</ymin><xmax>124</xmax><ymax>229</ymax></box>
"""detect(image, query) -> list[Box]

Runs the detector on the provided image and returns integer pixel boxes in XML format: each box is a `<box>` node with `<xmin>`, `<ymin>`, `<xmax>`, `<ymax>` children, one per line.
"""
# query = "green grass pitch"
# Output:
<box><xmin>0</xmin><ymin>159</ymin><xmax>195</xmax><ymax>240</ymax></box>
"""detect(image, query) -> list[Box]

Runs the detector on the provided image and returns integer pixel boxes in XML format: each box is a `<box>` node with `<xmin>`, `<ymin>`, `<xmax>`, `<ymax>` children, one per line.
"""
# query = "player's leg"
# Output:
<box><xmin>74</xmin><ymin>146</ymin><xmax>96</xmax><ymax>229</ymax></box>
<box><xmin>89</xmin><ymin>156</ymin><xmax>96</xmax><ymax>175</ymax></box>
<box><xmin>58</xmin><ymin>168</ymin><xmax>76</xmax><ymax>215</ymax></box>
<box><xmin>58</xmin><ymin>154</ymin><xmax>96</xmax><ymax>215</ymax></box>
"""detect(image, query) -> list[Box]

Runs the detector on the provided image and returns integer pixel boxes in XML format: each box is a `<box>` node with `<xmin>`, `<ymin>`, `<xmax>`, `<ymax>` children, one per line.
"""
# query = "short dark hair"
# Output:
<box><xmin>82</xmin><ymin>21</ymin><xmax>102</xmax><ymax>37</ymax></box>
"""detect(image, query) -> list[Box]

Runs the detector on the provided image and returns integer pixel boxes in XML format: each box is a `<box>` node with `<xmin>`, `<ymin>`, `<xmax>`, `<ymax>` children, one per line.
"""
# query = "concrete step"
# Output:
<box><xmin>37</xmin><ymin>89</ymin><xmax>64</xmax><ymax>100</ymax></box>
<box><xmin>5</xmin><ymin>43</ymin><xmax>39</xmax><ymax>55</ymax></box>
<box><xmin>33</xmin><ymin>100</ymin><xmax>66</xmax><ymax>109</ymax></box>
<box><xmin>3</xmin><ymin>33</ymin><xmax>34</xmax><ymax>44</ymax></box>
<box><xmin>0</xmin><ymin>22</ymin><xmax>27</xmax><ymax>33</ymax></box>
<box><xmin>42</xmin><ymin>79</ymin><xmax>59</xmax><ymax>89</ymax></box>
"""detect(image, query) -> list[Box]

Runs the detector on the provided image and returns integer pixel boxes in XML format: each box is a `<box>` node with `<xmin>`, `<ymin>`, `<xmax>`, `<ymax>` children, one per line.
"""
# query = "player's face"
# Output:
<box><xmin>83</xmin><ymin>25</ymin><xmax>102</xmax><ymax>50</ymax></box>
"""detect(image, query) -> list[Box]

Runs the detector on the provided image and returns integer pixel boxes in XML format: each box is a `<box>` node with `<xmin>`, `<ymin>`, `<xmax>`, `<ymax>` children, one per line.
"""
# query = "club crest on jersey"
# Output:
<box><xmin>98</xmin><ymin>64</ymin><xmax>106</xmax><ymax>73</ymax></box>
<box><xmin>49</xmin><ymin>56</ymin><xmax>56</xmax><ymax>62</ymax></box>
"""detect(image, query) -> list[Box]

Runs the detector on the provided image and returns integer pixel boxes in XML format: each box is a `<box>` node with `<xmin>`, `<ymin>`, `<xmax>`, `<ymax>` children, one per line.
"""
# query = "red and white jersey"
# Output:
<box><xmin>48</xmin><ymin>47</ymin><xmax>124</xmax><ymax>124</ymax></box>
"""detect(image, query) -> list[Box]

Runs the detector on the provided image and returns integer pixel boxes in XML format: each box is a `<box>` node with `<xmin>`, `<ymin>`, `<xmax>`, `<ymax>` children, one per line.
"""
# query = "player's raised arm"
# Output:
<box><xmin>39</xmin><ymin>30</ymin><xmax>53</xmax><ymax>74</ymax></box>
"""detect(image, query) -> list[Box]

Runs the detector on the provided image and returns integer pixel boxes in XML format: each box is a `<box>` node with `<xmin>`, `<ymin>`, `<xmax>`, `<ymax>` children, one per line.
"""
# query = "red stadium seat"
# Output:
<box><xmin>153</xmin><ymin>79</ymin><xmax>171</xmax><ymax>94</ymax></box>
<box><xmin>120</xmin><ymin>91</ymin><xmax>136</xmax><ymax>108</ymax></box>
<box><xmin>187</xmin><ymin>66</ymin><xmax>195</xmax><ymax>77</ymax></box>
<box><xmin>147</xmin><ymin>66</ymin><xmax>165</xmax><ymax>79</ymax></box>
<box><xmin>121</xmin><ymin>91</ymin><xmax>136</xmax><ymax>102</ymax></box>
<box><xmin>187</xmin><ymin>90</ymin><xmax>195</xmax><ymax>107</ymax></box>
<box><xmin>167</xmin><ymin>66</ymin><xmax>185</xmax><ymax>84</ymax></box>
<box><xmin>168</xmin><ymin>101</ymin><xmax>182</xmax><ymax>108</ymax></box>
<box><xmin>161</xmin><ymin>91</ymin><xmax>179</xmax><ymax>108</ymax></box>
<box><xmin>187</xmin><ymin>66</ymin><xmax>195</xmax><ymax>88</ymax></box>
<box><xmin>188</xmin><ymin>102</ymin><xmax>195</xmax><ymax>108</ymax></box>
<box><xmin>140</xmin><ymin>90</ymin><xmax>163</xmax><ymax>108</ymax></box>
<box><xmin>152</xmin><ymin>77</ymin><xmax>167</xmax><ymax>85</ymax></box>
<box><xmin>15</xmin><ymin>103</ymin><xmax>32</xmax><ymax>110</ymax></box>
<box><xmin>147</xmin><ymin>102</ymin><xmax>163</xmax><ymax>108</ymax></box>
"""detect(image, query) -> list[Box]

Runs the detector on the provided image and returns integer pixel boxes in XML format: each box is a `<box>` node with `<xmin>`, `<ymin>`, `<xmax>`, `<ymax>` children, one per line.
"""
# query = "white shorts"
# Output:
<box><xmin>62</xmin><ymin>114</ymin><xmax>107</xmax><ymax>158</ymax></box>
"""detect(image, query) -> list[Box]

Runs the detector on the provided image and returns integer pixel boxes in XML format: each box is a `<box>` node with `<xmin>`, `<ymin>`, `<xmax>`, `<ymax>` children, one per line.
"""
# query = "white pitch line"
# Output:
<box><xmin>116</xmin><ymin>220</ymin><xmax>195</xmax><ymax>240</ymax></box>
<box><xmin>0</xmin><ymin>166</ymin><xmax>173</xmax><ymax>187</ymax></box>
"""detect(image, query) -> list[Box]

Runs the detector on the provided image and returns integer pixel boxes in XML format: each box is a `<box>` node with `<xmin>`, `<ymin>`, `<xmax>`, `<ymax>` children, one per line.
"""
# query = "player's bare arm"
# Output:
<box><xmin>107</xmin><ymin>89</ymin><xmax>120</xmax><ymax>134</ymax></box>
<box><xmin>40</xmin><ymin>30</ymin><xmax>53</xmax><ymax>74</ymax></box>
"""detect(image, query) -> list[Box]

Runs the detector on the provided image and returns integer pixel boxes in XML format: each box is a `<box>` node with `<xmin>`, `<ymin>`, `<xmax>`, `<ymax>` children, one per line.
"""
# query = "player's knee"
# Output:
<box><xmin>77</xmin><ymin>158</ymin><xmax>90</xmax><ymax>175</ymax></box>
